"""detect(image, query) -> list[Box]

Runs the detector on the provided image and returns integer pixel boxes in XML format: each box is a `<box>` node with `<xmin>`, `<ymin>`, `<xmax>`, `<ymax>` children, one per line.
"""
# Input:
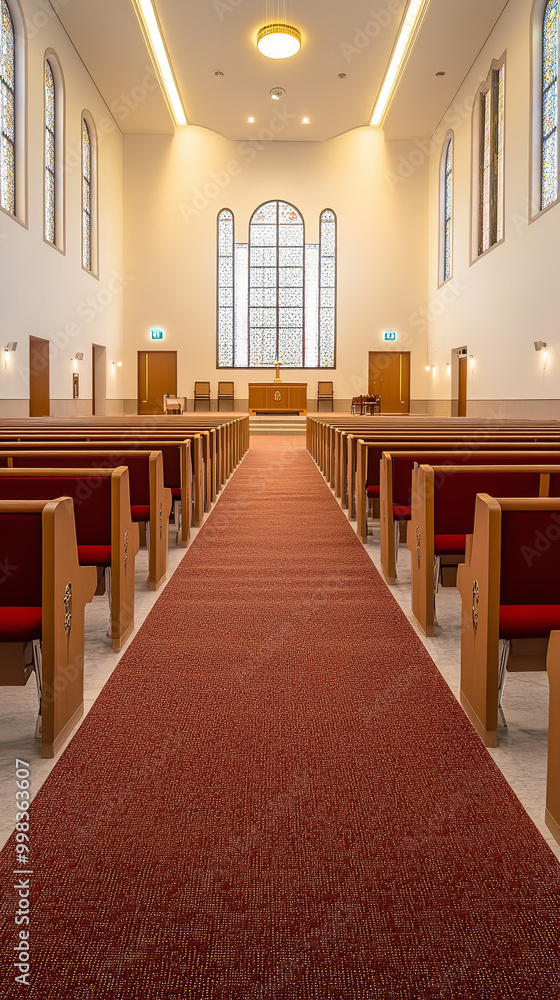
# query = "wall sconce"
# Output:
<box><xmin>72</xmin><ymin>352</ymin><xmax>83</xmax><ymax>370</ymax></box>
<box><xmin>446</xmin><ymin>363</ymin><xmax>451</xmax><ymax>375</ymax></box>
<box><xmin>469</xmin><ymin>355</ymin><xmax>475</xmax><ymax>370</ymax></box>
<box><xmin>4</xmin><ymin>341</ymin><xmax>17</xmax><ymax>369</ymax></box>
<box><xmin>534</xmin><ymin>341</ymin><xmax>549</xmax><ymax>369</ymax></box>
<box><xmin>112</xmin><ymin>361</ymin><xmax>122</xmax><ymax>367</ymax></box>
<box><xmin>425</xmin><ymin>364</ymin><xmax>431</xmax><ymax>372</ymax></box>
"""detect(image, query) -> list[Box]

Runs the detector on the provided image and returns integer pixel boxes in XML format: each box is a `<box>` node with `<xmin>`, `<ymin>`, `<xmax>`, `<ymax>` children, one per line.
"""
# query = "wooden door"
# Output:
<box><xmin>458</xmin><ymin>355</ymin><xmax>467</xmax><ymax>417</ymax></box>
<box><xmin>368</xmin><ymin>352</ymin><xmax>410</xmax><ymax>414</ymax></box>
<box><xmin>92</xmin><ymin>344</ymin><xmax>106</xmax><ymax>416</ymax></box>
<box><xmin>138</xmin><ymin>351</ymin><xmax>177</xmax><ymax>415</ymax></box>
<box><xmin>29</xmin><ymin>336</ymin><xmax>50</xmax><ymax>416</ymax></box>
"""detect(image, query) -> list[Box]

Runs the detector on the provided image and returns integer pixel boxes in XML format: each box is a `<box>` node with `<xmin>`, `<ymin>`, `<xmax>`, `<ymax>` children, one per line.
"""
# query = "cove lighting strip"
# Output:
<box><xmin>370</xmin><ymin>0</ymin><xmax>431</xmax><ymax>128</ymax></box>
<box><xmin>130</xmin><ymin>0</ymin><xmax>187</xmax><ymax>127</ymax></box>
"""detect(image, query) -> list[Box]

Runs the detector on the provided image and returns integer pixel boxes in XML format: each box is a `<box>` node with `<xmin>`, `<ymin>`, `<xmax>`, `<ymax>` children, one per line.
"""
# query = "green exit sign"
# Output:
<box><xmin>151</xmin><ymin>328</ymin><xmax>164</xmax><ymax>340</ymax></box>
<box><xmin>384</xmin><ymin>331</ymin><xmax>396</xmax><ymax>342</ymax></box>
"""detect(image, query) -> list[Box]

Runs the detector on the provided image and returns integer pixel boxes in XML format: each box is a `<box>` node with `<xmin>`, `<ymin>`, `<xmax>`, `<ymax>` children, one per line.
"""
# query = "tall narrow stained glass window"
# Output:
<box><xmin>82</xmin><ymin>118</ymin><xmax>91</xmax><ymax>269</ymax></box>
<box><xmin>44</xmin><ymin>60</ymin><xmax>55</xmax><ymax>244</ymax></box>
<box><xmin>217</xmin><ymin>208</ymin><xmax>234</xmax><ymax>366</ymax></box>
<box><xmin>319</xmin><ymin>209</ymin><xmax>336</xmax><ymax>367</ymax></box>
<box><xmin>0</xmin><ymin>0</ymin><xmax>15</xmax><ymax>214</ymax></box>
<box><xmin>217</xmin><ymin>202</ymin><xmax>336</xmax><ymax>369</ymax></box>
<box><xmin>443</xmin><ymin>138</ymin><xmax>453</xmax><ymax>282</ymax></box>
<box><xmin>479</xmin><ymin>64</ymin><xmax>505</xmax><ymax>255</ymax></box>
<box><xmin>543</xmin><ymin>0</ymin><xmax>558</xmax><ymax>209</ymax></box>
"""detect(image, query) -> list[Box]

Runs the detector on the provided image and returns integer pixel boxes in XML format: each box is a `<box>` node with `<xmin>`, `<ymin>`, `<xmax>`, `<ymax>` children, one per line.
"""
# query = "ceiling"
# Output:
<box><xmin>57</xmin><ymin>0</ymin><xmax>510</xmax><ymax>141</ymax></box>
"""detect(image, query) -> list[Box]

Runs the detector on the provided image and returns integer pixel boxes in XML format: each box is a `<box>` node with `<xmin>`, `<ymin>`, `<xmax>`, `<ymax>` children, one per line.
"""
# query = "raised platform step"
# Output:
<box><xmin>250</xmin><ymin>415</ymin><xmax>306</xmax><ymax>435</ymax></box>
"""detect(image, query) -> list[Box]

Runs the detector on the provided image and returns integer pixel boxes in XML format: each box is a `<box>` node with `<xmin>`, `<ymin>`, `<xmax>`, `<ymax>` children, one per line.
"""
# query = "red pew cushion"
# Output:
<box><xmin>77</xmin><ymin>545</ymin><xmax>112</xmax><ymax>567</ymax></box>
<box><xmin>171</xmin><ymin>488</ymin><xmax>181</xmax><ymax>500</ymax></box>
<box><xmin>499</xmin><ymin>605</ymin><xmax>560</xmax><ymax>639</ymax></box>
<box><xmin>367</xmin><ymin>486</ymin><xmax>380</xmax><ymax>498</ymax></box>
<box><xmin>434</xmin><ymin>534</ymin><xmax>466</xmax><ymax>556</ymax></box>
<box><xmin>131</xmin><ymin>505</ymin><xmax>151</xmax><ymax>522</ymax></box>
<box><xmin>393</xmin><ymin>505</ymin><xmax>411</xmax><ymax>520</ymax></box>
<box><xmin>0</xmin><ymin>607</ymin><xmax>42</xmax><ymax>642</ymax></box>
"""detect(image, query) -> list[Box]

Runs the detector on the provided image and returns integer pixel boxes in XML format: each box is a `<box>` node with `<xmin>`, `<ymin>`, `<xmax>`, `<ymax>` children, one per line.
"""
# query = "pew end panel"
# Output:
<box><xmin>546</xmin><ymin>630</ymin><xmax>560</xmax><ymax>845</ymax></box>
<box><xmin>456</xmin><ymin>494</ymin><xmax>502</xmax><ymax>747</ymax></box>
<box><xmin>148</xmin><ymin>452</ymin><xmax>172</xmax><ymax>591</ymax></box>
<box><xmin>379</xmin><ymin>452</ymin><xmax>397</xmax><ymax>584</ymax></box>
<box><xmin>110</xmin><ymin>467</ymin><xmax>140</xmax><ymax>650</ymax></box>
<box><xmin>408</xmin><ymin>465</ymin><xmax>436</xmax><ymax>636</ymax></box>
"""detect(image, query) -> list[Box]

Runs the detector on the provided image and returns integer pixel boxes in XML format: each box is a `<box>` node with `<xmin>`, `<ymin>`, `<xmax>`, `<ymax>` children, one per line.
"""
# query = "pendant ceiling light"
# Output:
<box><xmin>257</xmin><ymin>23</ymin><xmax>301</xmax><ymax>59</ymax></box>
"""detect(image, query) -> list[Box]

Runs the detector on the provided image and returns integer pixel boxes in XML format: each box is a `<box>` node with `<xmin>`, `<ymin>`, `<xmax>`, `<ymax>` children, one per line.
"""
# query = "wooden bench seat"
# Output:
<box><xmin>0</xmin><ymin>497</ymin><xmax>97</xmax><ymax>757</ymax></box>
<box><xmin>408</xmin><ymin>464</ymin><xmax>560</xmax><ymax>636</ymax></box>
<box><xmin>0</xmin><ymin>468</ymin><xmax>139</xmax><ymax>649</ymax></box>
<box><xmin>362</xmin><ymin>446</ymin><xmax>560</xmax><ymax>582</ymax></box>
<box><xmin>1</xmin><ymin>450</ymin><xmax>171</xmax><ymax>591</ymax></box>
<box><xmin>457</xmin><ymin>494</ymin><xmax>560</xmax><ymax>748</ymax></box>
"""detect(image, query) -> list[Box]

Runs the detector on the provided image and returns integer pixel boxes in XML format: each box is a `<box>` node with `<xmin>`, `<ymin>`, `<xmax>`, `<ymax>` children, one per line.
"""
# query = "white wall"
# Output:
<box><xmin>427</xmin><ymin>0</ymin><xmax>560</xmax><ymax>418</ymax></box>
<box><xmin>123</xmin><ymin>125</ymin><xmax>429</xmax><ymax>410</ymax></box>
<box><xmin>0</xmin><ymin>0</ymin><xmax>124</xmax><ymax>416</ymax></box>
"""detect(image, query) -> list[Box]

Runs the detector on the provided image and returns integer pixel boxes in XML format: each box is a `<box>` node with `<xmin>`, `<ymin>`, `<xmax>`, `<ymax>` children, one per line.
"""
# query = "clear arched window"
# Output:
<box><xmin>0</xmin><ymin>0</ymin><xmax>15</xmax><ymax>214</ymax></box>
<box><xmin>542</xmin><ymin>0</ymin><xmax>558</xmax><ymax>209</ymax></box>
<box><xmin>44</xmin><ymin>59</ymin><xmax>55</xmax><ymax>244</ymax></box>
<box><xmin>217</xmin><ymin>203</ymin><xmax>336</xmax><ymax>369</ymax></box>
<box><xmin>82</xmin><ymin>117</ymin><xmax>91</xmax><ymax>269</ymax></box>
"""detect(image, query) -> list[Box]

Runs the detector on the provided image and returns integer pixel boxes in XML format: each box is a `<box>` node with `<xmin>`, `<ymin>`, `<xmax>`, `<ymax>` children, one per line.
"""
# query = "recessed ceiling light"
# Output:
<box><xmin>248</xmin><ymin>117</ymin><xmax>255</xmax><ymax>123</ymax></box>
<box><xmin>214</xmin><ymin>70</ymin><xmax>224</xmax><ymax>77</ymax></box>
<box><xmin>270</xmin><ymin>87</ymin><xmax>285</xmax><ymax>100</ymax></box>
<box><xmin>257</xmin><ymin>23</ymin><xmax>301</xmax><ymax>59</ymax></box>
<box><xmin>338</xmin><ymin>73</ymin><xmax>347</xmax><ymax>79</ymax></box>
<box><xmin>436</xmin><ymin>70</ymin><xmax>445</xmax><ymax>77</ymax></box>
<box><xmin>302</xmin><ymin>117</ymin><xmax>310</xmax><ymax>124</ymax></box>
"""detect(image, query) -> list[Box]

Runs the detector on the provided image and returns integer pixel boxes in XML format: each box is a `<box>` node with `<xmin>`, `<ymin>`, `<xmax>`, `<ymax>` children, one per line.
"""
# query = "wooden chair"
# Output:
<box><xmin>217</xmin><ymin>381</ymin><xmax>234</xmax><ymax>411</ymax></box>
<box><xmin>194</xmin><ymin>381</ymin><xmax>211</xmax><ymax>411</ymax></box>
<box><xmin>0</xmin><ymin>498</ymin><xmax>97</xmax><ymax>757</ymax></box>
<box><xmin>163</xmin><ymin>394</ymin><xmax>184</xmax><ymax>415</ymax></box>
<box><xmin>317</xmin><ymin>381</ymin><xmax>334</xmax><ymax>411</ymax></box>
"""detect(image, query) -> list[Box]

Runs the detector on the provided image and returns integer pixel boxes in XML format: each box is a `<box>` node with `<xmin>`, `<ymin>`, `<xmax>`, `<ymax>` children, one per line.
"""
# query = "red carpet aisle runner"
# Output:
<box><xmin>0</xmin><ymin>436</ymin><xmax>559</xmax><ymax>1000</ymax></box>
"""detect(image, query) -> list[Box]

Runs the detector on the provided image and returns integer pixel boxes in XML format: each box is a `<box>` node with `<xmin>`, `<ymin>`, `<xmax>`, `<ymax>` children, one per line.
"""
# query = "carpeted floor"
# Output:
<box><xmin>1</xmin><ymin>437</ymin><xmax>559</xmax><ymax>999</ymax></box>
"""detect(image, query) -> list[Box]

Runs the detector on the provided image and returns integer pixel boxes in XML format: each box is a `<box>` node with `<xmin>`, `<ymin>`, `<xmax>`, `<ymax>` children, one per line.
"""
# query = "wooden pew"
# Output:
<box><xmin>2</xmin><ymin>450</ymin><xmax>171</xmax><ymax>591</ymax></box>
<box><xmin>0</xmin><ymin>434</ymin><xmax>200</xmax><ymax>532</ymax></box>
<box><xmin>345</xmin><ymin>427</ymin><xmax>560</xmax><ymax>520</ymax></box>
<box><xmin>0</xmin><ymin>498</ymin><xmax>97</xmax><ymax>757</ymax></box>
<box><xmin>457</xmin><ymin>494</ymin><xmax>560</xmax><ymax>747</ymax></box>
<box><xmin>0</xmin><ymin>468</ymin><xmax>139</xmax><ymax>650</ymax></box>
<box><xmin>360</xmin><ymin>445</ymin><xmax>560</xmax><ymax>582</ymax></box>
<box><xmin>408</xmin><ymin>464</ymin><xmax>557</xmax><ymax>636</ymax></box>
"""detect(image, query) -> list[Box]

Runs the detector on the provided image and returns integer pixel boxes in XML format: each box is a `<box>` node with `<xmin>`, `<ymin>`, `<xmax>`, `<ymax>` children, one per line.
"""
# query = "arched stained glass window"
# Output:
<box><xmin>442</xmin><ymin>137</ymin><xmax>453</xmax><ymax>282</ymax></box>
<box><xmin>216</xmin><ymin>203</ymin><xmax>336</xmax><ymax>369</ymax></box>
<box><xmin>543</xmin><ymin>0</ymin><xmax>558</xmax><ymax>209</ymax></box>
<box><xmin>249</xmin><ymin>200</ymin><xmax>304</xmax><ymax>367</ymax></box>
<box><xmin>319</xmin><ymin>209</ymin><xmax>336</xmax><ymax>367</ymax></box>
<box><xmin>82</xmin><ymin>117</ymin><xmax>91</xmax><ymax>269</ymax></box>
<box><xmin>44</xmin><ymin>59</ymin><xmax>55</xmax><ymax>244</ymax></box>
<box><xmin>0</xmin><ymin>0</ymin><xmax>15</xmax><ymax>214</ymax></box>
